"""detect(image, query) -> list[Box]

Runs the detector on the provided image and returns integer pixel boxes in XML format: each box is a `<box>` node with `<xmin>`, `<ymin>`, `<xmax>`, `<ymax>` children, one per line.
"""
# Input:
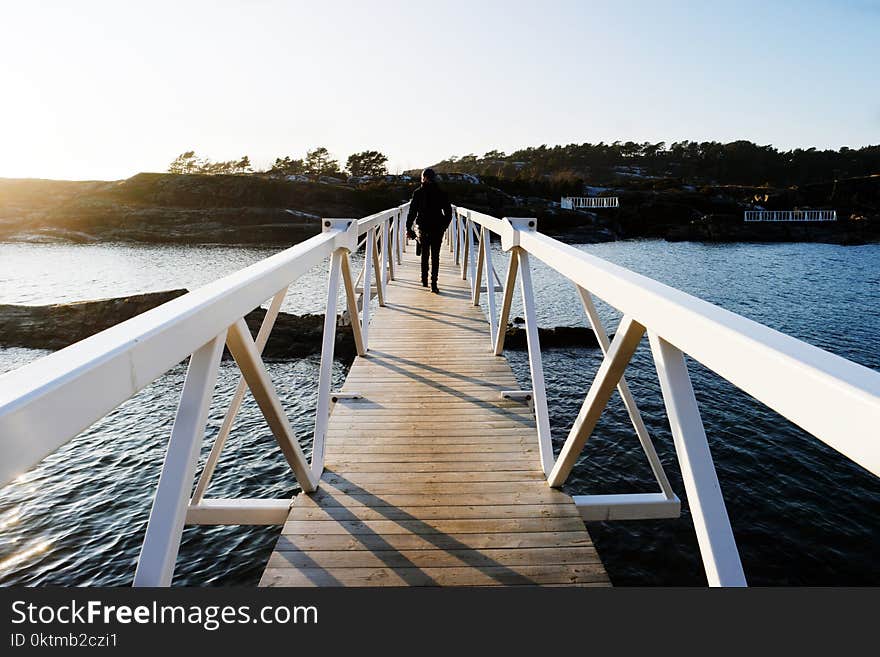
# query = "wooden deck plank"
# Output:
<box><xmin>313</xmin><ymin>480</ymin><xmax>561</xmax><ymax>494</ymax></box>
<box><xmin>321</xmin><ymin>469</ymin><xmax>546</xmax><ymax>482</ymax></box>
<box><xmin>321</xmin><ymin>470</ymin><xmax>546</xmax><ymax>483</ymax></box>
<box><xmin>327</xmin><ymin>419</ymin><xmax>533</xmax><ymax>427</ymax></box>
<box><xmin>267</xmin><ymin>547</ymin><xmax>601</xmax><ymax>568</ymax></box>
<box><xmin>324</xmin><ymin>444</ymin><xmax>538</xmax><ymax>455</ymax></box>
<box><xmin>300</xmin><ymin>491</ymin><xmax>573</xmax><ymax>507</ymax></box>
<box><xmin>287</xmin><ymin>504</ymin><xmax>581</xmax><ymax>521</ymax></box>
<box><xmin>261</xmin><ymin>565</ymin><xmax>609</xmax><ymax>587</ymax></box>
<box><xmin>270</xmin><ymin>531</ymin><xmax>594</xmax><ymax>552</ymax></box>
<box><xmin>260</xmin><ymin>246</ymin><xmax>609</xmax><ymax>587</ymax></box>
<box><xmin>282</xmin><ymin>517</ymin><xmax>587</xmax><ymax>535</ymax></box>
<box><xmin>331</xmin><ymin>404</ymin><xmax>531</xmax><ymax>413</ymax></box>
<box><xmin>333</xmin><ymin>392</ymin><xmax>525</xmax><ymax>402</ymax></box>
<box><xmin>325</xmin><ymin>435</ymin><xmax>536</xmax><ymax>445</ymax></box>
<box><xmin>314</xmin><ymin>453</ymin><xmax>539</xmax><ymax>463</ymax></box>
<box><xmin>322</xmin><ymin>460</ymin><xmax>542</xmax><ymax>473</ymax></box>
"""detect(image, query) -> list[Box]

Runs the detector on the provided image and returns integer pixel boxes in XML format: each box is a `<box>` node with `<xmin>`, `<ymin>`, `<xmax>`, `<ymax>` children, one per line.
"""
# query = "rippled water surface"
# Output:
<box><xmin>0</xmin><ymin>239</ymin><xmax>878</xmax><ymax>586</ymax></box>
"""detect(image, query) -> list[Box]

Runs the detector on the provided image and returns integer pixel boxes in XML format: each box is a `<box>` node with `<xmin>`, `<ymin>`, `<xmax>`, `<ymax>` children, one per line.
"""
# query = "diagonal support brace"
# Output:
<box><xmin>548</xmin><ymin>316</ymin><xmax>646</xmax><ymax>487</ymax></box>
<box><xmin>226</xmin><ymin>319</ymin><xmax>317</xmax><ymax>492</ymax></box>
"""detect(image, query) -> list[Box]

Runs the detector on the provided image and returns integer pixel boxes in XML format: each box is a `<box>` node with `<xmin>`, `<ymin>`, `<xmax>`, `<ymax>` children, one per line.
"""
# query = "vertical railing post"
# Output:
<box><xmin>133</xmin><ymin>332</ymin><xmax>226</xmax><ymax>587</ymax></box>
<box><xmin>482</xmin><ymin>226</ymin><xmax>498</xmax><ymax>349</ymax></box>
<box><xmin>387</xmin><ymin>216</ymin><xmax>396</xmax><ymax>281</ymax></box>
<box><xmin>649</xmin><ymin>332</ymin><xmax>747</xmax><ymax>587</ymax></box>
<box><xmin>312</xmin><ymin>248</ymin><xmax>344</xmax><ymax>479</ymax></box>
<box><xmin>400</xmin><ymin>210</ymin><xmax>407</xmax><ymax>255</ymax></box>
<box><xmin>371</xmin><ymin>226</ymin><xmax>385</xmax><ymax>307</ymax></box>
<box><xmin>405</xmin><ymin>206</ymin><xmax>410</xmax><ymax>254</ymax></box>
<box><xmin>393</xmin><ymin>211</ymin><xmax>399</xmax><ymax>259</ymax></box>
<box><xmin>362</xmin><ymin>227</ymin><xmax>374</xmax><ymax>349</ymax></box>
<box><xmin>382</xmin><ymin>218</ymin><xmax>391</xmax><ymax>286</ymax></box>
<box><xmin>396</xmin><ymin>210</ymin><xmax>404</xmax><ymax>263</ymax></box>
<box><xmin>458</xmin><ymin>209</ymin><xmax>465</xmax><ymax>266</ymax></box>
<box><xmin>447</xmin><ymin>207</ymin><xmax>455</xmax><ymax>252</ymax></box>
<box><xmin>461</xmin><ymin>214</ymin><xmax>470</xmax><ymax>281</ymax></box>
<box><xmin>466</xmin><ymin>213</ymin><xmax>477</xmax><ymax>289</ymax></box>
<box><xmin>453</xmin><ymin>209</ymin><xmax>461</xmax><ymax>265</ymax></box>
<box><xmin>472</xmin><ymin>224</ymin><xmax>485</xmax><ymax>306</ymax></box>
<box><xmin>516</xmin><ymin>249</ymin><xmax>554</xmax><ymax>477</ymax></box>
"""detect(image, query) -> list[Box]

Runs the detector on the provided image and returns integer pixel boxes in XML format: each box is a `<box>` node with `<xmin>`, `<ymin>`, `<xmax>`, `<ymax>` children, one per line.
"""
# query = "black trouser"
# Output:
<box><xmin>419</xmin><ymin>230</ymin><xmax>444</xmax><ymax>285</ymax></box>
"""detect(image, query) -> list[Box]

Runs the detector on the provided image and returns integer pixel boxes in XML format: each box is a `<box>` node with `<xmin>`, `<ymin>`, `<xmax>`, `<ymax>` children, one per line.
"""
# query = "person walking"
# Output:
<box><xmin>406</xmin><ymin>168</ymin><xmax>452</xmax><ymax>293</ymax></box>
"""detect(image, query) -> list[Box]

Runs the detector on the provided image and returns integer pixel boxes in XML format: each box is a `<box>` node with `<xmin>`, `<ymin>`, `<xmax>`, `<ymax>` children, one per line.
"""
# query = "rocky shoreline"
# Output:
<box><xmin>0</xmin><ymin>291</ymin><xmax>602</xmax><ymax>362</ymax></box>
<box><xmin>665</xmin><ymin>214</ymin><xmax>875</xmax><ymax>245</ymax></box>
<box><xmin>0</xmin><ymin>291</ymin><xmax>359</xmax><ymax>361</ymax></box>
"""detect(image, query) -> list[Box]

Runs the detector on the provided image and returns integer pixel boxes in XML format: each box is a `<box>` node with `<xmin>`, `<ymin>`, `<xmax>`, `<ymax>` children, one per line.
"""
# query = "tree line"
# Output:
<box><xmin>168</xmin><ymin>140</ymin><xmax>880</xmax><ymax>188</ymax></box>
<box><xmin>167</xmin><ymin>148</ymin><xmax>389</xmax><ymax>178</ymax></box>
<box><xmin>168</xmin><ymin>151</ymin><xmax>252</xmax><ymax>175</ymax></box>
<box><xmin>431</xmin><ymin>141</ymin><xmax>880</xmax><ymax>187</ymax></box>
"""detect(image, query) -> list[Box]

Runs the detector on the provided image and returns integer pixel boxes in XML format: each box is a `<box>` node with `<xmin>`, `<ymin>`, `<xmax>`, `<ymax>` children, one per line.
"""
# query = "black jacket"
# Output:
<box><xmin>406</xmin><ymin>182</ymin><xmax>451</xmax><ymax>235</ymax></box>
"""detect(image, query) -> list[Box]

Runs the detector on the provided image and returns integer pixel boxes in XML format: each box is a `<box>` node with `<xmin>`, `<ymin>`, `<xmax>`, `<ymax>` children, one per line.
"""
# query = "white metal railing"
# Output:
<box><xmin>562</xmin><ymin>196</ymin><xmax>619</xmax><ymax>209</ymax></box>
<box><xmin>744</xmin><ymin>210</ymin><xmax>837</xmax><ymax>222</ymax></box>
<box><xmin>447</xmin><ymin>205</ymin><xmax>880</xmax><ymax>587</ymax></box>
<box><xmin>0</xmin><ymin>201</ymin><xmax>409</xmax><ymax>586</ymax></box>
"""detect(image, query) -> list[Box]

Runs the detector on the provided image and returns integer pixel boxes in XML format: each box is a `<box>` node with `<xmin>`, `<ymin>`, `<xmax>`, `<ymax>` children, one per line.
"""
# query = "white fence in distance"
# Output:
<box><xmin>744</xmin><ymin>210</ymin><xmax>837</xmax><ymax>222</ymax></box>
<box><xmin>561</xmin><ymin>196</ymin><xmax>619</xmax><ymax>209</ymax></box>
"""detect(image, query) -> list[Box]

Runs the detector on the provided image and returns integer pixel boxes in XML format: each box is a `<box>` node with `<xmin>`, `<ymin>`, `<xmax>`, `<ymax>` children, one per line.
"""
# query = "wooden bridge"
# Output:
<box><xmin>260</xmin><ymin>248</ymin><xmax>609</xmax><ymax>587</ymax></box>
<box><xmin>1</xmin><ymin>202</ymin><xmax>878</xmax><ymax>588</ymax></box>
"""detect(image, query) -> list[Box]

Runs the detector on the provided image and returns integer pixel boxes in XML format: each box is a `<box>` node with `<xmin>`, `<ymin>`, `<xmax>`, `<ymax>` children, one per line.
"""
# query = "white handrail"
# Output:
<box><xmin>0</xmin><ymin>229</ymin><xmax>340</xmax><ymax>487</ymax></box>
<box><xmin>0</xmin><ymin>202</ymin><xmax>409</xmax><ymax>485</ymax></box>
<box><xmin>457</xmin><ymin>208</ymin><xmax>880</xmax><ymax>477</ymax></box>
<box><xmin>518</xmin><ymin>229</ymin><xmax>880</xmax><ymax>473</ymax></box>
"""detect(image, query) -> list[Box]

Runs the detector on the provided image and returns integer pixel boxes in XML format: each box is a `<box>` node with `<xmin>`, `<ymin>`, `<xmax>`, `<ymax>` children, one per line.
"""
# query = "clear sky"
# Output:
<box><xmin>1</xmin><ymin>0</ymin><xmax>878</xmax><ymax>180</ymax></box>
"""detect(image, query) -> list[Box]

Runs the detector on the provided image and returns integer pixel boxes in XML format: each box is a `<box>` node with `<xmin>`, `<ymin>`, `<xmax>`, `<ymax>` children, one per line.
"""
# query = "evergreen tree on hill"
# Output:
<box><xmin>346</xmin><ymin>150</ymin><xmax>389</xmax><ymax>177</ymax></box>
<box><xmin>304</xmin><ymin>147</ymin><xmax>340</xmax><ymax>176</ymax></box>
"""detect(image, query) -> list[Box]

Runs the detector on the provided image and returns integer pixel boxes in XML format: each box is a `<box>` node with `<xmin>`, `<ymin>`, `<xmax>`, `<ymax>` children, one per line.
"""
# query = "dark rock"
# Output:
<box><xmin>0</xmin><ymin>290</ymin><xmax>356</xmax><ymax>363</ymax></box>
<box><xmin>502</xmin><ymin>324</ymin><xmax>603</xmax><ymax>350</ymax></box>
<box><xmin>0</xmin><ymin>290</ymin><xmax>188</xmax><ymax>350</ymax></box>
<box><xmin>243</xmin><ymin>309</ymin><xmax>355</xmax><ymax>362</ymax></box>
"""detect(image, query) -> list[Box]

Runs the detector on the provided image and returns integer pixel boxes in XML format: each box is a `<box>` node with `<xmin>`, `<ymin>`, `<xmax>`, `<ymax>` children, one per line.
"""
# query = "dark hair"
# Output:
<box><xmin>421</xmin><ymin>168</ymin><xmax>437</xmax><ymax>182</ymax></box>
